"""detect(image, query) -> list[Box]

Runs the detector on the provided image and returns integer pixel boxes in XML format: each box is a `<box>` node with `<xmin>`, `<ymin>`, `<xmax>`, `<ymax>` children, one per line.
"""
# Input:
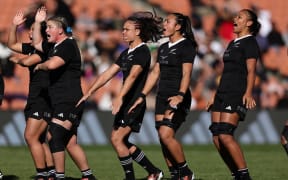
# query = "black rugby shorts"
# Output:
<box><xmin>114</xmin><ymin>100</ymin><xmax>146</xmax><ymax>132</ymax></box>
<box><xmin>210</xmin><ymin>92</ymin><xmax>247</xmax><ymax>121</ymax></box>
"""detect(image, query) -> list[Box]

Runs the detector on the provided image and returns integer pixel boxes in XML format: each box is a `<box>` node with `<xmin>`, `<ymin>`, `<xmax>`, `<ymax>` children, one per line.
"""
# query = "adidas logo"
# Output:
<box><xmin>225</xmin><ymin>106</ymin><xmax>232</xmax><ymax>110</ymax></box>
<box><xmin>33</xmin><ymin>112</ymin><xmax>39</xmax><ymax>116</ymax></box>
<box><xmin>58</xmin><ymin>113</ymin><xmax>64</xmax><ymax>118</ymax></box>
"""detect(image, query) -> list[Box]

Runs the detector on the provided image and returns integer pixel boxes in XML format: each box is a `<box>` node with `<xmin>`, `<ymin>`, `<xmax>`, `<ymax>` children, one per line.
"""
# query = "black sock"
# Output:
<box><xmin>36</xmin><ymin>168</ymin><xmax>47</xmax><ymax>178</ymax></box>
<box><xmin>119</xmin><ymin>155</ymin><xmax>135</xmax><ymax>180</ymax></box>
<box><xmin>81</xmin><ymin>168</ymin><xmax>93</xmax><ymax>177</ymax></box>
<box><xmin>231</xmin><ymin>172</ymin><xmax>236</xmax><ymax>178</ymax></box>
<box><xmin>169</xmin><ymin>166</ymin><xmax>178</xmax><ymax>179</ymax></box>
<box><xmin>177</xmin><ymin>161</ymin><xmax>192</xmax><ymax>177</ymax></box>
<box><xmin>237</xmin><ymin>168</ymin><xmax>251</xmax><ymax>180</ymax></box>
<box><xmin>283</xmin><ymin>144</ymin><xmax>288</xmax><ymax>155</ymax></box>
<box><xmin>46</xmin><ymin>166</ymin><xmax>56</xmax><ymax>177</ymax></box>
<box><xmin>131</xmin><ymin>146</ymin><xmax>158</xmax><ymax>174</ymax></box>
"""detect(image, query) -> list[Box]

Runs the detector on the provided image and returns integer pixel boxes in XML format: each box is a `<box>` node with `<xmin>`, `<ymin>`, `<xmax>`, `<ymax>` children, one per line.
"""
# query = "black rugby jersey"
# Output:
<box><xmin>115</xmin><ymin>44</ymin><xmax>150</xmax><ymax>103</ymax></box>
<box><xmin>157</xmin><ymin>38</ymin><xmax>196</xmax><ymax>95</ymax></box>
<box><xmin>22</xmin><ymin>43</ymin><xmax>49</xmax><ymax>83</ymax></box>
<box><xmin>218</xmin><ymin>35</ymin><xmax>260</xmax><ymax>93</ymax></box>
<box><xmin>22</xmin><ymin>43</ymin><xmax>50</xmax><ymax>99</ymax></box>
<box><xmin>44</xmin><ymin>38</ymin><xmax>82</xmax><ymax>104</ymax></box>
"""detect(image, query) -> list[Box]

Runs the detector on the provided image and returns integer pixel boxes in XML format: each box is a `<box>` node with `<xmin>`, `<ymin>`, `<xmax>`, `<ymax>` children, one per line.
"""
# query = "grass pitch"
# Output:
<box><xmin>0</xmin><ymin>144</ymin><xmax>287</xmax><ymax>180</ymax></box>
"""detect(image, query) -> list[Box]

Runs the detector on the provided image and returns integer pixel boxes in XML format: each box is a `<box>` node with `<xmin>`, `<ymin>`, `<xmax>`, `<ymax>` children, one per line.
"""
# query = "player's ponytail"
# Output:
<box><xmin>243</xmin><ymin>9</ymin><xmax>261</xmax><ymax>36</ymax></box>
<box><xmin>171</xmin><ymin>12</ymin><xmax>198</xmax><ymax>48</ymax></box>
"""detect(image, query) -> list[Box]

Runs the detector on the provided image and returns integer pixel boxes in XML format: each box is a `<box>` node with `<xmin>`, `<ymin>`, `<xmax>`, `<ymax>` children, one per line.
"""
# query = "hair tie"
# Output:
<box><xmin>66</xmin><ymin>27</ymin><xmax>72</xmax><ymax>33</ymax></box>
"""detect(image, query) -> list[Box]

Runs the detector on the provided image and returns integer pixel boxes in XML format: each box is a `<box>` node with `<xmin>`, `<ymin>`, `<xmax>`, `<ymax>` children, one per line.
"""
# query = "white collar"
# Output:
<box><xmin>234</xmin><ymin>34</ymin><xmax>252</xmax><ymax>42</ymax></box>
<box><xmin>128</xmin><ymin>42</ymin><xmax>145</xmax><ymax>54</ymax></box>
<box><xmin>54</xmin><ymin>37</ymin><xmax>73</xmax><ymax>48</ymax></box>
<box><xmin>168</xmin><ymin>38</ymin><xmax>185</xmax><ymax>48</ymax></box>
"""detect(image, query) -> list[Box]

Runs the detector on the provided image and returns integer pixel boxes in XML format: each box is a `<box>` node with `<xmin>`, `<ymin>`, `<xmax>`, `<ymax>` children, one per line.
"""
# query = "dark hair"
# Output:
<box><xmin>126</xmin><ymin>11</ymin><xmax>163</xmax><ymax>42</ymax></box>
<box><xmin>48</xmin><ymin>16</ymin><xmax>73</xmax><ymax>36</ymax></box>
<box><xmin>170</xmin><ymin>12</ymin><xmax>198</xmax><ymax>48</ymax></box>
<box><xmin>242</xmin><ymin>9</ymin><xmax>261</xmax><ymax>36</ymax></box>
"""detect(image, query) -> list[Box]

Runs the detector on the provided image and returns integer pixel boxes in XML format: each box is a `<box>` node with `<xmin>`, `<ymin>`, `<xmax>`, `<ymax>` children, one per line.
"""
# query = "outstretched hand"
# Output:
<box><xmin>13</xmin><ymin>10</ymin><xmax>26</xmax><ymax>26</ymax></box>
<box><xmin>206</xmin><ymin>99</ymin><xmax>214</xmax><ymax>112</ymax></box>
<box><xmin>167</xmin><ymin>95</ymin><xmax>183</xmax><ymax>110</ymax></box>
<box><xmin>9</xmin><ymin>56</ymin><xmax>20</xmax><ymax>64</ymax></box>
<box><xmin>33</xmin><ymin>63</ymin><xmax>41</xmax><ymax>72</ymax></box>
<box><xmin>35</xmin><ymin>6</ymin><xmax>47</xmax><ymax>22</ymax></box>
<box><xmin>76</xmin><ymin>94</ymin><xmax>90</xmax><ymax>107</ymax></box>
<box><xmin>128</xmin><ymin>97</ymin><xmax>143</xmax><ymax>114</ymax></box>
<box><xmin>242</xmin><ymin>93</ymin><xmax>256</xmax><ymax>109</ymax></box>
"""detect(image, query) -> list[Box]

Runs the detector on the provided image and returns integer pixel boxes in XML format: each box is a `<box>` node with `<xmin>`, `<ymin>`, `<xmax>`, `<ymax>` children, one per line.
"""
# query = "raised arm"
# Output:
<box><xmin>32</xmin><ymin>6</ymin><xmax>47</xmax><ymax>51</ymax></box>
<box><xmin>7</xmin><ymin>10</ymin><xmax>26</xmax><ymax>52</ymax></box>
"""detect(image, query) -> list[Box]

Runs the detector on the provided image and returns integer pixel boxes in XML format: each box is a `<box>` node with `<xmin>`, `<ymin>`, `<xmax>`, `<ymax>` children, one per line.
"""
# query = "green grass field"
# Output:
<box><xmin>0</xmin><ymin>145</ymin><xmax>287</xmax><ymax>180</ymax></box>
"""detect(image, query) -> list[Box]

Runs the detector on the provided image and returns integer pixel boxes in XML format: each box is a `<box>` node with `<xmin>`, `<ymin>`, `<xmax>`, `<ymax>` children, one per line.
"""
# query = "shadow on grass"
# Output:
<box><xmin>2</xmin><ymin>175</ymin><xmax>20</xmax><ymax>180</ymax></box>
<box><xmin>28</xmin><ymin>175</ymin><xmax>81</xmax><ymax>180</ymax></box>
<box><xmin>65</xmin><ymin>177</ymin><xmax>81</xmax><ymax>180</ymax></box>
<box><xmin>63</xmin><ymin>177</ymin><xmax>100</xmax><ymax>180</ymax></box>
<box><xmin>136</xmin><ymin>178</ymin><xmax>170</xmax><ymax>180</ymax></box>
<box><xmin>136</xmin><ymin>177</ymin><xmax>203</xmax><ymax>180</ymax></box>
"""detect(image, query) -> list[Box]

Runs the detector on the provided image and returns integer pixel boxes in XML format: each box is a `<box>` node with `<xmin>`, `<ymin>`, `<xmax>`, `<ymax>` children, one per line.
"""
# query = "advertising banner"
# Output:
<box><xmin>0</xmin><ymin>110</ymin><xmax>286</xmax><ymax>146</ymax></box>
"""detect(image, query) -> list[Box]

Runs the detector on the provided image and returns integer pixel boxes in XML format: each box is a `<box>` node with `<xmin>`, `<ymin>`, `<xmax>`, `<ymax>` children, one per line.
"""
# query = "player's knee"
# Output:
<box><xmin>48</xmin><ymin>123</ymin><xmax>70</xmax><ymax>153</ymax></box>
<box><xmin>158</xmin><ymin>119</ymin><xmax>174</xmax><ymax>142</ymax></box>
<box><xmin>218</xmin><ymin>122</ymin><xmax>236</xmax><ymax>135</ymax></box>
<box><xmin>24</xmin><ymin>130</ymin><xmax>40</xmax><ymax>146</ymax></box>
<box><xmin>209</xmin><ymin>122</ymin><xmax>220</xmax><ymax>136</ymax></box>
<box><xmin>110</xmin><ymin>132</ymin><xmax>123</xmax><ymax>147</ymax></box>
<box><xmin>24</xmin><ymin>132</ymin><xmax>32</xmax><ymax>145</ymax></box>
<box><xmin>123</xmin><ymin>139</ymin><xmax>134</xmax><ymax>149</ymax></box>
<box><xmin>159</xmin><ymin>134</ymin><xmax>172</xmax><ymax>145</ymax></box>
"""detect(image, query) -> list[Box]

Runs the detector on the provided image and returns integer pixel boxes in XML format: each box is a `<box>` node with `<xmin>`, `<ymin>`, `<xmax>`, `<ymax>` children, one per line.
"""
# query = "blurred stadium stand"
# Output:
<box><xmin>0</xmin><ymin>0</ymin><xmax>287</xmax><ymax>137</ymax></box>
<box><xmin>0</xmin><ymin>0</ymin><xmax>287</xmax><ymax>146</ymax></box>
